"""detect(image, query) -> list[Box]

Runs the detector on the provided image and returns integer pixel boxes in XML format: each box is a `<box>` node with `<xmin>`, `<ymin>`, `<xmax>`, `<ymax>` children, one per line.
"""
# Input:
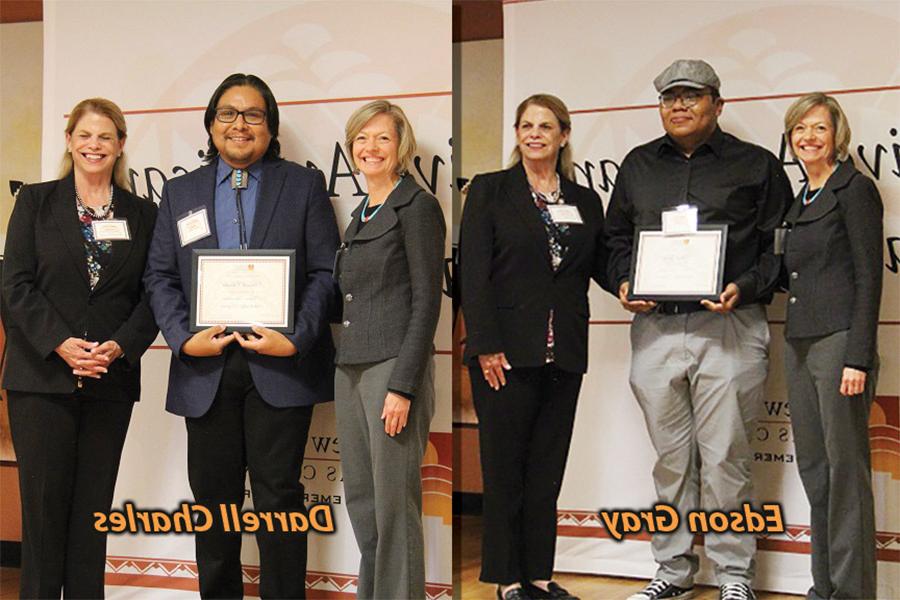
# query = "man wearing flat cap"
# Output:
<box><xmin>606</xmin><ymin>59</ymin><xmax>792</xmax><ymax>600</ymax></box>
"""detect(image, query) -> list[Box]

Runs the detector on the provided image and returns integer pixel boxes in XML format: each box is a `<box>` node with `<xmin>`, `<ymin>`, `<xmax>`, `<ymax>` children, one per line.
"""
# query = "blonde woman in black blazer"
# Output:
<box><xmin>781</xmin><ymin>93</ymin><xmax>883</xmax><ymax>600</ymax></box>
<box><xmin>459</xmin><ymin>94</ymin><xmax>610</xmax><ymax>600</ymax></box>
<box><xmin>2</xmin><ymin>98</ymin><xmax>158</xmax><ymax>599</ymax></box>
<box><xmin>333</xmin><ymin>100</ymin><xmax>445</xmax><ymax>599</ymax></box>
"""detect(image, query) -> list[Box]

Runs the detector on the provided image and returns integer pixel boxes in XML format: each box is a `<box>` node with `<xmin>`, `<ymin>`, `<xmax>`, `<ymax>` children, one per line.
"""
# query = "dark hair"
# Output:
<box><xmin>202</xmin><ymin>73</ymin><xmax>281</xmax><ymax>164</ymax></box>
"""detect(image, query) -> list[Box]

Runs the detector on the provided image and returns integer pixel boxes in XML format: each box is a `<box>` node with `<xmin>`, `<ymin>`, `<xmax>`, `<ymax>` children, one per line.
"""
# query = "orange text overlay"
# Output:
<box><xmin>598</xmin><ymin>503</ymin><xmax>784</xmax><ymax>541</ymax></box>
<box><xmin>94</xmin><ymin>502</ymin><xmax>335</xmax><ymax>534</ymax></box>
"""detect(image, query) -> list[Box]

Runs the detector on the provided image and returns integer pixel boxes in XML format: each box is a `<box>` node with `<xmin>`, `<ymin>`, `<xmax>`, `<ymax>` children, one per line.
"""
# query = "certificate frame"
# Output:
<box><xmin>627</xmin><ymin>224</ymin><xmax>728</xmax><ymax>302</ymax></box>
<box><xmin>190</xmin><ymin>249</ymin><xmax>295</xmax><ymax>333</ymax></box>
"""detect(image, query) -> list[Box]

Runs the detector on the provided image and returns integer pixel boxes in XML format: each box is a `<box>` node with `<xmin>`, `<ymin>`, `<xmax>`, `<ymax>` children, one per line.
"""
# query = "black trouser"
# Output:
<box><xmin>7</xmin><ymin>391</ymin><xmax>133</xmax><ymax>599</ymax></box>
<box><xmin>186</xmin><ymin>348</ymin><xmax>314</xmax><ymax>599</ymax></box>
<box><xmin>469</xmin><ymin>363</ymin><xmax>582</xmax><ymax>585</ymax></box>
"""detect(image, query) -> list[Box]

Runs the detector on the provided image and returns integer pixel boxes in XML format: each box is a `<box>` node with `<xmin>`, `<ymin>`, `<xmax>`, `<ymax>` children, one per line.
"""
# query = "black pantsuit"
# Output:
<box><xmin>185</xmin><ymin>347</ymin><xmax>314</xmax><ymax>599</ymax></box>
<box><xmin>469</xmin><ymin>365</ymin><xmax>582</xmax><ymax>583</ymax></box>
<box><xmin>8</xmin><ymin>392</ymin><xmax>133</xmax><ymax>599</ymax></box>
<box><xmin>459</xmin><ymin>164</ymin><xmax>611</xmax><ymax>585</ymax></box>
<box><xmin>2</xmin><ymin>175</ymin><xmax>158</xmax><ymax>599</ymax></box>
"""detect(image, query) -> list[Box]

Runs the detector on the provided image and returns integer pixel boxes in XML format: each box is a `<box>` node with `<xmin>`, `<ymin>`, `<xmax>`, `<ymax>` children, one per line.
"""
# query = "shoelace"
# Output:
<box><xmin>720</xmin><ymin>583</ymin><xmax>752</xmax><ymax>600</ymax></box>
<box><xmin>637</xmin><ymin>579</ymin><xmax>669</xmax><ymax>598</ymax></box>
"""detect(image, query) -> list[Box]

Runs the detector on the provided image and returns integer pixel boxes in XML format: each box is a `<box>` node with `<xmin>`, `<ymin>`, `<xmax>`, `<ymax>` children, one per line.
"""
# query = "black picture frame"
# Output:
<box><xmin>627</xmin><ymin>224</ymin><xmax>728</xmax><ymax>302</ymax></box>
<box><xmin>189</xmin><ymin>249</ymin><xmax>296</xmax><ymax>333</ymax></box>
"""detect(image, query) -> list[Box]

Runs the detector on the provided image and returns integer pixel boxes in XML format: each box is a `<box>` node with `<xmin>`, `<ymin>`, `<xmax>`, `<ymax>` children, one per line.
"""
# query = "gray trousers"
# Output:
<box><xmin>629</xmin><ymin>305</ymin><xmax>769</xmax><ymax>587</ymax></box>
<box><xmin>335</xmin><ymin>357</ymin><xmax>435</xmax><ymax>600</ymax></box>
<box><xmin>785</xmin><ymin>330</ymin><xmax>877</xmax><ymax>600</ymax></box>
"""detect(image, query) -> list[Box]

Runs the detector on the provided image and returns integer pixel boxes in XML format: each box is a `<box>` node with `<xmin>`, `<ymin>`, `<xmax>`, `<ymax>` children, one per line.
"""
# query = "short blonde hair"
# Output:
<box><xmin>508</xmin><ymin>93</ymin><xmax>575</xmax><ymax>181</ymax></box>
<box><xmin>59</xmin><ymin>98</ymin><xmax>130</xmax><ymax>190</ymax></box>
<box><xmin>344</xmin><ymin>100</ymin><xmax>417</xmax><ymax>176</ymax></box>
<box><xmin>783</xmin><ymin>92</ymin><xmax>851</xmax><ymax>162</ymax></box>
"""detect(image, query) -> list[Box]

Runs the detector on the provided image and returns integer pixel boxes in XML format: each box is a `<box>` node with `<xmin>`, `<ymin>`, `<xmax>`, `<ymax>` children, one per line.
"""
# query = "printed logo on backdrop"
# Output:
<box><xmin>305</xmin><ymin>434</ymin><xmax>343</xmax><ymax>506</ymax></box>
<box><xmin>753</xmin><ymin>398</ymin><xmax>793</xmax><ymax>465</ymax></box>
<box><xmin>422</xmin><ymin>432</ymin><xmax>452</xmax><ymax>525</ymax></box>
<box><xmin>872</xmin><ymin>395</ymin><xmax>900</xmax><ymax>482</ymax></box>
<box><xmin>871</xmin><ymin>395</ymin><xmax>900</xmax><ymax>562</ymax></box>
<box><xmin>301</xmin><ymin>430</ymin><xmax>452</xmax><ymax>524</ymax></box>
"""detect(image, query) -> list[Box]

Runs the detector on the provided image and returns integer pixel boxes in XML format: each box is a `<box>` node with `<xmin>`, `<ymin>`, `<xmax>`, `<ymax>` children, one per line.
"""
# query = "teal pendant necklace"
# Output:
<box><xmin>361</xmin><ymin>177</ymin><xmax>402</xmax><ymax>222</ymax></box>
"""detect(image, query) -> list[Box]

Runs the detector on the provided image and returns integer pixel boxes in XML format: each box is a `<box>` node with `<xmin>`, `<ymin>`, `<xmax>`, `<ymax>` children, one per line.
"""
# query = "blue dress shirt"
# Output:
<box><xmin>214</xmin><ymin>158</ymin><xmax>261</xmax><ymax>249</ymax></box>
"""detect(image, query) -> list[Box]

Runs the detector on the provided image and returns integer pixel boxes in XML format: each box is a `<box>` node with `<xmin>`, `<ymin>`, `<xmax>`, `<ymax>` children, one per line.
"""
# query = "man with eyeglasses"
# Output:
<box><xmin>605</xmin><ymin>60</ymin><xmax>792</xmax><ymax>600</ymax></box>
<box><xmin>144</xmin><ymin>73</ymin><xmax>340</xmax><ymax>598</ymax></box>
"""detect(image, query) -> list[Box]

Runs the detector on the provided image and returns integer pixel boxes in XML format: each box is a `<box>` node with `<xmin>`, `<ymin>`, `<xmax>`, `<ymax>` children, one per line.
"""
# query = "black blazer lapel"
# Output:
<box><xmin>555</xmin><ymin>176</ymin><xmax>588</xmax><ymax>273</ymax></box>
<box><xmin>352</xmin><ymin>204</ymin><xmax>399</xmax><ymax>242</ymax></box>
<box><xmin>92</xmin><ymin>188</ymin><xmax>137</xmax><ymax>293</ymax></box>
<box><xmin>50</xmin><ymin>175</ymin><xmax>91</xmax><ymax>289</ymax></box>
<box><xmin>249</xmin><ymin>160</ymin><xmax>286</xmax><ymax>249</ymax></box>
<box><xmin>351</xmin><ymin>175</ymin><xmax>421</xmax><ymax>243</ymax></box>
<box><xmin>790</xmin><ymin>160</ymin><xmax>857</xmax><ymax>225</ymax></box>
<box><xmin>795</xmin><ymin>189</ymin><xmax>838</xmax><ymax>223</ymax></box>
<box><xmin>505</xmin><ymin>164</ymin><xmax>552</xmax><ymax>272</ymax></box>
<box><xmin>343</xmin><ymin>199</ymin><xmax>365</xmax><ymax>245</ymax></box>
<box><xmin>783</xmin><ymin>192</ymin><xmax>803</xmax><ymax>226</ymax></box>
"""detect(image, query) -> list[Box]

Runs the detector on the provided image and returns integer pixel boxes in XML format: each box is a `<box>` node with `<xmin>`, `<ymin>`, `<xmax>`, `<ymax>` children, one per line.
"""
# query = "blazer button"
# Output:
<box><xmin>791</xmin><ymin>272</ymin><xmax>798</xmax><ymax>280</ymax></box>
<box><xmin>789</xmin><ymin>297</ymin><xmax>797</xmax><ymax>304</ymax></box>
<box><xmin>342</xmin><ymin>320</ymin><xmax>350</xmax><ymax>328</ymax></box>
<box><xmin>345</xmin><ymin>293</ymin><xmax>353</xmax><ymax>302</ymax></box>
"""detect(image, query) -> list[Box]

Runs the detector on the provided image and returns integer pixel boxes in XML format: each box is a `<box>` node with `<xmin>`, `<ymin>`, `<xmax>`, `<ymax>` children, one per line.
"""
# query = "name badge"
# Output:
<box><xmin>774</xmin><ymin>225</ymin><xmax>788</xmax><ymax>256</ymax></box>
<box><xmin>92</xmin><ymin>219</ymin><xmax>131</xmax><ymax>241</ymax></box>
<box><xmin>547</xmin><ymin>204</ymin><xmax>583</xmax><ymax>224</ymax></box>
<box><xmin>177</xmin><ymin>208</ymin><xmax>212</xmax><ymax>247</ymax></box>
<box><xmin>662</xmin><ymin>205</ymin><xmax>698</xmax><ymax>235</ymax></box>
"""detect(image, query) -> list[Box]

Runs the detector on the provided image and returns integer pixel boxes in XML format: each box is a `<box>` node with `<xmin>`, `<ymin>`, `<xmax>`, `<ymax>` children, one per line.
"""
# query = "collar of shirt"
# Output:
<box><xmin>216</xmin><ymin>157</ymin><xmax>263</xmax><ymax>186</ymax></box>
<box><xmin>655</xmin><ymin>126</ymin><xmax>725</xmax><ymax>159</ymax></box>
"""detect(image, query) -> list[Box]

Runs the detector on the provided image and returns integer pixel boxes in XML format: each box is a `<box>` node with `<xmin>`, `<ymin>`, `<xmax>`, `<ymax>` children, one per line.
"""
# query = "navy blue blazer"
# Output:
<box><xmin>143</xmin><ymin>158</ymin><xmax>340</xmax><ymax>417</ymax></box>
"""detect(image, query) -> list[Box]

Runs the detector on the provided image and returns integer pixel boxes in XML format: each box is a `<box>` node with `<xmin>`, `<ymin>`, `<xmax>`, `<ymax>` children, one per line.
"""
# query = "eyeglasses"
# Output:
<box><xmin>659</xmin><ymin>90</ymin><xmax>711</xmax><ymax>108</ymax></box>
<box><xmin>215</xmin><ymin>108</ymin><xmax>266</xmax><ymax>125</ymax></box>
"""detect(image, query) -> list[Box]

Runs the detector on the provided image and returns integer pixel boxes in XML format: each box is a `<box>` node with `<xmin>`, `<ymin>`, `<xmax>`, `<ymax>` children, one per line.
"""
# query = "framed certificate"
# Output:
<box><xmin>190</xmin><ymin>250</ymin><xmax>295</xmax><ymax>333</ymax></box>
<box><xmin>628</xmin><ymin>224</ymin><xmax>728</xmax><ymax>301</ymax></box>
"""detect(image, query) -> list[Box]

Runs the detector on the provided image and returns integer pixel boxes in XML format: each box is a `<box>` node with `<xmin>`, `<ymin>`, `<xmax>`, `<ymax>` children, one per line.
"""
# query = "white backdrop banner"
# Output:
<box><xmin>504</xmin><ymin>0</ymin><xmax>899</xmax><ymax>596</ymax></box>
<box><xmin>41</xmin><ymin>1</ymin><xmax>452</xmax><ymax>598</ymax></box>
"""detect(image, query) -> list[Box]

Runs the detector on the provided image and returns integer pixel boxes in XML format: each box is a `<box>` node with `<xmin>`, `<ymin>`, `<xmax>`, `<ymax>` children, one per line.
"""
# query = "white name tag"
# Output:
<box><xmin>547</xmin><ymin>204</ymin><xmax>583</xmax><ymax>224</ymax></box>
<box><xmin>662</xmin><ymin>205</ymin><xmax>698</xmax><ymax>235</ymax></box>
<box><xmin>177</xmin><ymin>208</ymin><xmax>212</xmax><ymax>247</ymax></box>
<box><xmin>92</xmin><ymin>219</ymin><xmax>131</xmax><ymax>241</ymax></box>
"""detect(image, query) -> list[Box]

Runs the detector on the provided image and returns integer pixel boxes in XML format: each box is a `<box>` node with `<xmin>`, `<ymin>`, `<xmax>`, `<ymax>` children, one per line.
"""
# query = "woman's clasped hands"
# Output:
<box><xmin>55</xmin><ymin>337</ymin><xmax>123</xmax><ymax>378</ymax></box>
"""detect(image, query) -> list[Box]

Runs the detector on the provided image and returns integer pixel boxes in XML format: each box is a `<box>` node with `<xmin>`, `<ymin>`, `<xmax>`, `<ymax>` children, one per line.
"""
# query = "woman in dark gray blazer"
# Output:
<box><xmin>333</xmin><ymin>100</ymin><xmax>446</xmax><ymax>600</ymax></box>
<box><xmin>781</xmin><ymin>93</ymin><xmax>883</xmax><ymax>600</ymax></box>
<box><xmin>2</xmin><ymin>98</ymin><xmax>158</xmax><ymax>598</ymax></box>
<box><xmin>459</xmin><ymin>94</ymin><xmax>609</xmax><ymax>600</ymax></box>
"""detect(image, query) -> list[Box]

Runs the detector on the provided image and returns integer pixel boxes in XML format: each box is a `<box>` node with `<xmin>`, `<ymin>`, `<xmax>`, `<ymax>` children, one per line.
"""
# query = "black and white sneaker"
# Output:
<box><xmin>627</xmin><ymin>578</ymin><xmax>694</xmax><ymax>600</ymax></box>
<box><xmin>719</xmin><ymin>583</ymin><xmax>756</xmax><ymax>600</ymax></box>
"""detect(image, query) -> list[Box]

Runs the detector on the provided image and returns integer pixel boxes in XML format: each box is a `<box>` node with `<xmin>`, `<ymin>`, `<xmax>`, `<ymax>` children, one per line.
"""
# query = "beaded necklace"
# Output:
<box><xmin>360</xmin><ymin>178</ymin><xmax>401</xmax><ymax>223</ymax></box>
<box><xmin>75</xmin><ymin>183</ymin><xmax>115</xmax><ymax>217</ymax></box>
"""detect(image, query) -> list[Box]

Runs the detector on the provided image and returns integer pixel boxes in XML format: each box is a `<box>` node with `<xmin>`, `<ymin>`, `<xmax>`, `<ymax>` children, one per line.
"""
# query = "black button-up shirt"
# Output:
<box><xmin>605</xmin><ymin>127</ymin><xmax>793</xmax><ymax>304</ymax></box>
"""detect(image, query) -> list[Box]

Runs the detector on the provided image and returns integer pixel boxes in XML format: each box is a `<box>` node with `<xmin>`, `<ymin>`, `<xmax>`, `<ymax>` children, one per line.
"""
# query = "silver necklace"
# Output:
<box><xmin>76</xmin><ymin>184</ymin><xmax>115</xmax><ymax>218</ymax></box>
